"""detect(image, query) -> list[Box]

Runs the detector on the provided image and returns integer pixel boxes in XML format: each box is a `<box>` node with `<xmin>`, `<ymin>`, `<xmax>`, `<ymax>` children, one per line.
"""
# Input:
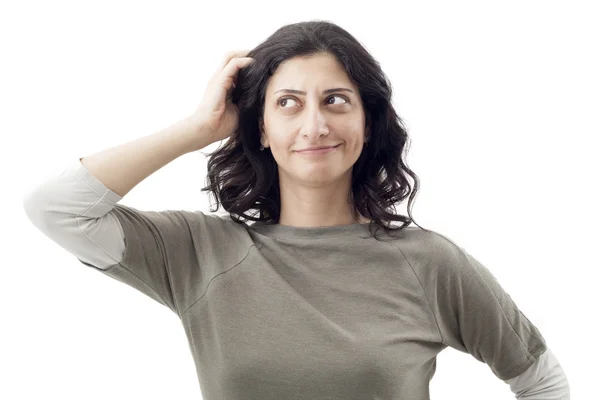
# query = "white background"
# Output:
<box><xmin>4</xmin><ymin>0</ymin><xmax>597</xmax><ymax>398</ymax></box>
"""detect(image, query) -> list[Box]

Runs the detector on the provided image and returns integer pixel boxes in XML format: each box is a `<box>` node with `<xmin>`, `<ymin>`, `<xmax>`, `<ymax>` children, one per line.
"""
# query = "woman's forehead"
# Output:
<box><xmin>266</xmin><ymin>54</ymin><xmax>353</xmax><ymax>92</ymax></box>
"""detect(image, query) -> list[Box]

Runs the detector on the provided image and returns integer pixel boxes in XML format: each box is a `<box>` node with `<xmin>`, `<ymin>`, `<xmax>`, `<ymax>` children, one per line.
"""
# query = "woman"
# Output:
<box><xmin>23</xmin><ymin>20</ymin><xmax>569</xmax><ymax>399</ymax></box>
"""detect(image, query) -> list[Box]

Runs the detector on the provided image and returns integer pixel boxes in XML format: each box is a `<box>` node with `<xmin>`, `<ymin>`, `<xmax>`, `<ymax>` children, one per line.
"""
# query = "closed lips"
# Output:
<box><xmin>297</xmin><ymin>145</ymin><xmax>340</xmax><ymax>151</ymax></box>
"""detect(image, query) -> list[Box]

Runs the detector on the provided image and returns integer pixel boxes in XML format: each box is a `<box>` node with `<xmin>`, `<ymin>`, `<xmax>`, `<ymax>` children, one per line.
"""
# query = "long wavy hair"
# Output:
<box><xmin>200</xmin><ymin>20</ymin><xmax>428</xmax><ymax>241</ymax></box>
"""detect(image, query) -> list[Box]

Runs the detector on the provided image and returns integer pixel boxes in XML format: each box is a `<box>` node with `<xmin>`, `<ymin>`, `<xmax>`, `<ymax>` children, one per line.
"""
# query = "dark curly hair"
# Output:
<box><xmin>200</xmin><ymin>19</ymin><xmax>428</xmax><ymax>241</ymax></box>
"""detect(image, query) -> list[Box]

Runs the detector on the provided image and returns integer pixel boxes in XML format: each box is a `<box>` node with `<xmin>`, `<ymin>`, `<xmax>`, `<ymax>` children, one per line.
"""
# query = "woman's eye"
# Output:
<box><xmin>278</xmin><ymin>98</ymin><xmax>298</xmax><ymax>108</ymax></box>
<box><xmin>278</xmin><ymin>95</ymin><xmax>348</xmax><ymax>108</ymax></box>
<box><xmin>326</xmin><ymin>95</ymin><xmax>348</xmax><ymax>105</ymax></box>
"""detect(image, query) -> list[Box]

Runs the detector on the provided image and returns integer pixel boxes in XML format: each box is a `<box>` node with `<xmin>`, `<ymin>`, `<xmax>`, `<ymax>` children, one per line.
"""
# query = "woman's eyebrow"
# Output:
<box><xmin>273</xmin><ymin>88</ymin><xmax>354</xmax><ymax>95</ymax></box>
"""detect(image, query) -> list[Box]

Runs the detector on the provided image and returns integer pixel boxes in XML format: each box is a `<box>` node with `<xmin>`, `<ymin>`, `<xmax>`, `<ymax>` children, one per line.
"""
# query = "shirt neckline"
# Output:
<box><xmin>248</xmin><ymin>220</ymin><xmax>374</xmax><ymax>239</ymax></box>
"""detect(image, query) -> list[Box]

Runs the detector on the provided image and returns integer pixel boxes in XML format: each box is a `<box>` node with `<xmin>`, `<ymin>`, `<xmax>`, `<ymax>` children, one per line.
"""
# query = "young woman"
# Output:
<box><xmin>23</xmin><ymin>20</ymin><xmax>569</xmax><ymax>400</ymax></box>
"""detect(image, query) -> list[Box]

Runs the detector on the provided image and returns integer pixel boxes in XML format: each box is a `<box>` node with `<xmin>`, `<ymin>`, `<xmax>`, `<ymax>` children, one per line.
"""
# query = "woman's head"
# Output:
<box><xmin>201</xmin><ymin>20</ymin><xmax>427</xmax><ymax>240</ymax></box>
<box><xmin>259</xmin><ymin>52</ymin><xmax>367</xmax><ymax>193</ymax></box>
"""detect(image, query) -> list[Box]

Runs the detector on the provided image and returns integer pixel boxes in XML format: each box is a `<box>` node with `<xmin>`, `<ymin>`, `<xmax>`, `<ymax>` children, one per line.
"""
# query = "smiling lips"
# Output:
<box><xmin>296</xmin><ymin>145</ymin><xmax>340</xmax><ymax>155</ymax></box>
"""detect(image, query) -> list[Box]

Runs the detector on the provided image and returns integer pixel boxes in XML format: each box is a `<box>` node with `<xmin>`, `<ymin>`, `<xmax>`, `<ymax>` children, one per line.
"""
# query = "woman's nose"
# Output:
<box><xmin>300</xmin><ymin>104</ymin><xmax>330</xmax><ymax>138</ymax></box>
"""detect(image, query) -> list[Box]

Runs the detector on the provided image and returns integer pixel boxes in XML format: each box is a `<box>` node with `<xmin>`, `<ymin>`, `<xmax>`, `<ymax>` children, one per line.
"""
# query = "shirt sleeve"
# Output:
<box><xmin>22</xmin><ymin>157</ymin><xmax>128</xmax><ymax>271</ymax></box>
<box><xmin>76</xmin><ymin>204</ymin><xmax>202</xmax><ymax>317</ymax></box>
<box><xmin>24</xmin><ymin>158</ymin><xmax>244</xmax><ymax>319</ymax></box>
<box><xmin>505</xmin><ymin>347</ymin><xmax>571</xmax><ymax>399</ymax></box>
<box><xmin>423</xmin><ymin>231</ymin><xmax>548</xmax><ymax>382</ymax></box>
<box><xmin>22</xmin><ymin>157</ymin><xmax>200</xmax><ymax>317</ymax></box>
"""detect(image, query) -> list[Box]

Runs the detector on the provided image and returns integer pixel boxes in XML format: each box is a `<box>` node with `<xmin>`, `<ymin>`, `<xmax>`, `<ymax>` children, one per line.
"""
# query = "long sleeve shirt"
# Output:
<box><xmin>22</xmin><ymin>157</ymin><xmax>570</xmax><ymax>399</ymax></box>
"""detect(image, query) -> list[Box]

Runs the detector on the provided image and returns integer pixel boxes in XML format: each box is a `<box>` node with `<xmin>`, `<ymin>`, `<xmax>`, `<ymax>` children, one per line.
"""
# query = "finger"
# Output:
<box><xmin>217</xmin><ymin>49</ymin><xmax>252</xmax><ymax>71</ymax></box>
<box><xmin>221</xmin><ymin>56</ymin><xmax>254</xmax><ymax>86</ymax></box>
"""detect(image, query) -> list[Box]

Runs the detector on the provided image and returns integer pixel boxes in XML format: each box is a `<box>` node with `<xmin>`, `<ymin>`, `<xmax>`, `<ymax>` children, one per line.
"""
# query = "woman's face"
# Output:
<box><xmin>260</xmin><ymin>52</ymin><xmax>367</xmax><ymax>187</ymax></box>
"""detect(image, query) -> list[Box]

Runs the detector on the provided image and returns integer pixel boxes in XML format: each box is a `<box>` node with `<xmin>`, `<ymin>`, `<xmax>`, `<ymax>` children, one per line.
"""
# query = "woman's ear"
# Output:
<box><xmin>258</xmin><ymin>118</ymin><xmax>268</xmax><ymax>147</ymax></box>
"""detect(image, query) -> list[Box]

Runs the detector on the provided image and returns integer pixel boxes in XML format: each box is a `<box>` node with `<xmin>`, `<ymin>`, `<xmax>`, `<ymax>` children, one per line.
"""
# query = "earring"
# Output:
<box><xmin>260</xmin><ymin>143</ymin><xmax>265</xmax><ymax>151</ymax></box>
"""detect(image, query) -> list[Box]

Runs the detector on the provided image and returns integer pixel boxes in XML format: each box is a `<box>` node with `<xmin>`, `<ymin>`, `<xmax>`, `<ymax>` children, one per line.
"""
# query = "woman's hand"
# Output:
<box><xmin>190</xmin><ymin>50</ymin><xmax>254</xmax><ymax>144</ymax></box>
